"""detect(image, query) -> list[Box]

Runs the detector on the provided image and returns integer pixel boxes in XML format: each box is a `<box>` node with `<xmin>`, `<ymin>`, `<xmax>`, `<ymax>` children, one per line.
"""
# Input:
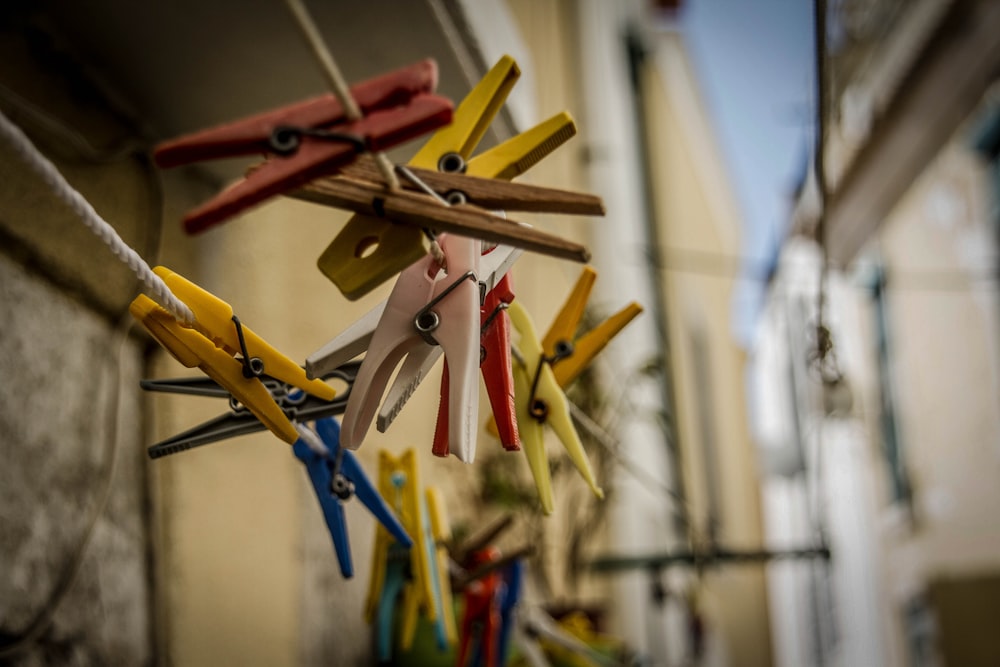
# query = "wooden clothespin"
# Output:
<box><xmin>153</xmin><ymin>59</ymin><xmax>452</xmax><ymax>233</ymax></box>
<box><xmin>303</xmin><ymin>55</ymin><xmax>602</xmax><ymax>300</ymax></box>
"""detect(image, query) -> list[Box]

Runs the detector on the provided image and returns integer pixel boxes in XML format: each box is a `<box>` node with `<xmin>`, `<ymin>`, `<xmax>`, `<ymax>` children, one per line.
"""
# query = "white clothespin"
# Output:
<box><xmin>340</xmin><ymin>232</ymin><xmax>481</xmax><ymax>460</ymax></box>
<box><xmin>376</xmin><ymin>242</ymin><xmax>523</xmax><ymax>433</ymax></box>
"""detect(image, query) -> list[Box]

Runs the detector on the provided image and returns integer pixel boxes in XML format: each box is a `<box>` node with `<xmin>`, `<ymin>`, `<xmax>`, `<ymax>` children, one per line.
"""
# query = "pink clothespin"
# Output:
<box><xmin>340</xmin><ymin>233</ymin><xmax>482</xmax><ymax>461</ymax></box>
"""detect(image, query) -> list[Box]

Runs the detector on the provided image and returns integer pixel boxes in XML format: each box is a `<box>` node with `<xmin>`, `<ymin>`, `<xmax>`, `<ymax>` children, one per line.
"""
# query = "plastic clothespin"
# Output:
<box><xmin>519</xmin><ymin>607</ymin><xmax>614</xmax><ymax>667</ymax></box>
<box><xmin>468</xmin><ymin>558</ymin><xmax>525</xmax><ymax>667</ymax></box>
<box><xmin>508</xmin><ymin>299</ymin><xmax>603</xmax><ymax>515</ymax></box>
<box><xmin>139</xmin><ymin>361</ymin><xmax>359</xmax><ymax>458</ymax></box>
<box><xmin>305</xmin><ymin>108</ymin><xmax>585</xmax><ymax>460</ymax></box>
<box><xmin>374</xmin><ymin>111</ymin><xmax>586</xmax><ymax>456</ymax></box>
<box><xmin>365</xmin><ymin>449</ymin><xmax>455</xmax><ymax>662</ymax></box>
<box><xmin>131</xmin><ymin>267</ymin><xmax>337</xmax><ymax>445</ymax></box>
<box><xmin>456</xmin><ymin>546</ymin><xmax>504</xmax><ymax>667</ymax></box>
<box><xmin>494</xmin><ymin>268</ymin><xmax>642</xmax><ymax>513</ymax></box>
<box><xmin>340</xmin><ymin>232</ymin><xmax>482</xmax><ymax>460</ymax></box>
<box><xmin>433</xmin><ymin>272</ymin><xmax>518</xmax><ymax>458</ymax></box>
<box><xmin>540</xmin><ymin>267</ymin><xmax>643</xmax><ymax>388</ymax></box>
<box><xmin>495</xmin><ymin>560</ymin><xmax>525</xmax><ymax>667</ymax></box>
<box><xmin>318</xmin><ymin>54</ymin><xmax>520</xmax><ymax>300</ymax></box>
<box><xmin>153</xmin><ymin>59</ymin><xmax>452</xmax><ymax>234</ymax></box>
<box><xmin>293</xmin><ymin>417</ymin><xmax>411</xmax><ymax>578</ymax></box>
<box><xmin>305</xmin><ymin>242</ymin><xmax>521</xmax><ymax>455</ymax></box>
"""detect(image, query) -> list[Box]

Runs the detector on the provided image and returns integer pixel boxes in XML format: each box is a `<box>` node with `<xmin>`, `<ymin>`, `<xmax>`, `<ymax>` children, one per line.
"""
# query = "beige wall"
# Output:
<box><xmin>645</xmin><ymin>33</ymin><xmax>772</xmax><ymax>667</ymax></box>
<box><xmin>863</xmin><ymin>123</ymin><xmax>1000</xmax><ymax>662</ymax></box>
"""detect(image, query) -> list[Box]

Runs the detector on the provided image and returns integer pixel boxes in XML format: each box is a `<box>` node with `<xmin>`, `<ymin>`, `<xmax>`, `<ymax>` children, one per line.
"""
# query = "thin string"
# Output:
<box><xmin>0</xmin><ymin>109</ymin><xmax>195</xmax><ymax>325</ymax></box>
<box><xmin>814</xmin><ymin>0</ymin><xmax>830</xmax><ymax>328</ymax></box>
<box><xmin>282</xmin><ymin>0</ymin><xmax>401</xmax><ymax>192</ymax></box>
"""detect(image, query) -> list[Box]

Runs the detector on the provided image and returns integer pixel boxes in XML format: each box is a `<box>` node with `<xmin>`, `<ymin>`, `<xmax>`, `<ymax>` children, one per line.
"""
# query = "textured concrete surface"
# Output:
<box><xmin>0</xmin><ymin>253</ymin><xmax>151</xmax><ymax>665</ymax></box>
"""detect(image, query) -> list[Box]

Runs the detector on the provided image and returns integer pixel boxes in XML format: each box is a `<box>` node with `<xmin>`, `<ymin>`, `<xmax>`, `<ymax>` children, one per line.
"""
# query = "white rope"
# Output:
<box><xmin>282</xmin><ymin>0</ymin><xmax>401</xmax><ymax>191</ymax></box>
<box><xmin>0</xmin><ymin>110</ymin><xmax>195</xmax><ymax>325</ymax></box>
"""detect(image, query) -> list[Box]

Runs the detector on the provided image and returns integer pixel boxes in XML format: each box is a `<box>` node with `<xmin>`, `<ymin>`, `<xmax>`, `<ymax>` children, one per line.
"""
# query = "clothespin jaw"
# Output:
<box><xmin>508</xmin><ymin>300</ymin><xmax>603</xmax><ymax>515</ymax></box>
<box><xmin>153</xmin><ymin>266</ymin><xmax>336</xmax><ymax>401</ymax></box>
<box><xmin>293</xmin><ymin>418</ymin><xmax>411</xmax><ymax>578</ymax></box>
<box><xmin>130</xmin><ymin>295</ymin><xmax>299</xmax><ymax>444</ymax></box>
<box><xmin>153</xmin><ymin>59</ymin><xmax>453</xmax><ymax>233</ymax></box>
<box><xmin>319</xmin><ymin>55</ymin><xmax>521</xmax><ymax>300</ymax></box>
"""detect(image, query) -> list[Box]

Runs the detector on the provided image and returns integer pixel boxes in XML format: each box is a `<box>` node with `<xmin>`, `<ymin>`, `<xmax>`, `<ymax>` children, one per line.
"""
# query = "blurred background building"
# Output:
<box><xmin>1</xmin><ymin>0</ymin><xmax>997</xmax><ymax>665</ymax></box>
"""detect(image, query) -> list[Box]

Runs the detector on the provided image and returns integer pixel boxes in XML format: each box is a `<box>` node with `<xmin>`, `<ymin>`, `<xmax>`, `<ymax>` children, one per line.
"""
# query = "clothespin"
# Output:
<box><xmin>139</xmin><ymin>361</ymin><xmax>359</xmax><ymax>458</ymax></box>
<box><xmin>293</xmin><ymin>417</ymin><xmax>410</xmax><ymax>578</ymax></box>
<box><xmin>465</xmin><ymin>558</ymin><xmax>526</xmax><ymax>667</ymax></box>
<box><xmin>433</xmin><ymin>271</ymin><xmax>518</xmax><ymax>457</ymax></box>
<box><xmin>305</xmin><ymin>109</ymin><xmax>586</xmax><ymax>461</ymax></box>
<box><xmin>307</xmin><ymin>54</ymin><xmax>601</xmax><ymax>300</ymax></box>
<box><xmin>494</xmin><ymin>560</ymin><xmax>524</xmax><ymax>667</ymax></box>
<box><xmin>498</xmin><ymin>268</ymin><xmax>641</xmax><ymax>514</ymax></box>
<box><xmin>340</xmin><ymin>232</ymin><xmax>482</xmax><ymax>461</ymax></box>
<box><xmin>153</xmin><ymin>59</ymin><xmax>452</xmax><ymax>233</ymax></box>
<box><xmin>302</xmin><ymin>241</ymin><xmax>521</xmax><ymax>462</ymax></box>
<box><xmin>455</xmin><ymin>546</ymin><xmax>504</xmax><ymax>667</ymax></box>
<box><xmin>517</xmin><ymin>608</ymin><xmax>616</xmax><ymax>667</ymax></box>
<box><xmin>365</xmin><ymin>449</ymin><xmax>455</xmax><ymax>662</ymax></box>
<box><xmin>507</xmin><ymin>298</ymin><xmax>602</xmax><ymax>514</ymax></box>
<box><xmin>316</xmin><ymin>54</ymin><xmax>518</xmax><ymax>299</ymax></box>
<box><xmin>130</xmin><ymin>266</ymin><xmax>336</xmax><ymax>445</ymax></box>
<box><xmin>540</xmin><ymin>267</ymin><xmax>644</xmax><ymax>388</ymax></box>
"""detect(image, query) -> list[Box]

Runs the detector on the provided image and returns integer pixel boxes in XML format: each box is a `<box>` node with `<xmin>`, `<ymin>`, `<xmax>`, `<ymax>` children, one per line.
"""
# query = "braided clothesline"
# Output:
<box><xmin>0</xmin><ymin>109</ymin><xmax>196</xmax><ymax>324</ymax></box>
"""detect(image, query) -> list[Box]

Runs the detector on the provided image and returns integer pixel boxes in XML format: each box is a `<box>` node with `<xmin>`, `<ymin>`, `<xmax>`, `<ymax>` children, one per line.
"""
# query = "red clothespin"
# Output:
<box><xmin>455</xmin><ymin>546</ymin><xmax>505</xmax><ymax>667</ymax></box>
<box><xmin>153</xmin><ymin>59</ymin><xmax>453</xmax><ymax>233</ymax></box>
<box><xmin>340</xmin><ymin>232</ymin><xmax>482</xmax><ymax>461</ymax></box>
<box><xmin>433</xmin><ymin>272</ymin><xmax>519</xmax><ymax>457</ymax></box>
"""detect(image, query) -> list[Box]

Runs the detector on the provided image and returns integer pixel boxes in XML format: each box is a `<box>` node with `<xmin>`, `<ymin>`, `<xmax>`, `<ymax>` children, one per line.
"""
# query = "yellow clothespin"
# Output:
<box><xmin>130</xmin><ymin>267</ymin><xmax>336</xmax><ymax>444</ymax></box>
<box><xmin>130</xmin><ymin>295</ymin><xmax>299</xmax><ymax>443</ymax></box>
<box><xmin>541</xmin><ymin>267</ymin><xmax>644</xmax><ymax>388</ymax></box>
<box><xmin>505</xmin><ymin>268</ymin><xmax>642</xmax><ymax>514</ymax></box>
<box><xmin>509</xmin><ymin>300</ymin><xmax>602</xmax><ymax>515</ymax></box>
<box><xmin>319</xmin><ymin>55</ymin><xmax>520</xmax><ymax>300</ymax></box>
<box><xmin>365</xmin><ymin>450</ymin><xmax>455</xmax><ymax>661</ymax></box>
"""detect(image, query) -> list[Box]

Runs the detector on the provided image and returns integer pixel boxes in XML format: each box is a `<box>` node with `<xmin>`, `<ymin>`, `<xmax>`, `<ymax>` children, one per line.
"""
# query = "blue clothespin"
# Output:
<box><xmin>495</xmin><ymin>560</ymin><xmax>524</xmax><ymax>667</ymax></box>
<box><xmin>293</xmin><ymin>417</ymin><xmax>412</xmax><ymax>578</ymax></box>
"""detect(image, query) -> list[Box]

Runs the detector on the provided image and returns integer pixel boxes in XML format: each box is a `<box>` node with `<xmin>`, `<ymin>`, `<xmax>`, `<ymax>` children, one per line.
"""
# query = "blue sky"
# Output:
<box><xmin>679</xmin><ymin>0</ymin><xmax>816</xmax><ymax>341</ymax></box>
